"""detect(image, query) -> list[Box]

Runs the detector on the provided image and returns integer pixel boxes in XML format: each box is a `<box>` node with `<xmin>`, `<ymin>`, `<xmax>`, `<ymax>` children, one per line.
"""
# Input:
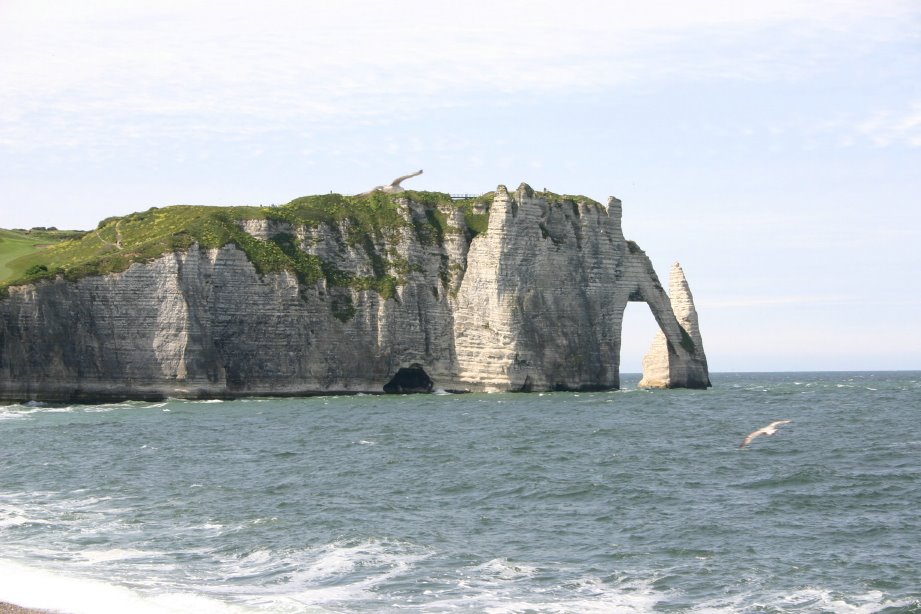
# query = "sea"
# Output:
<box><xmin>1</xmin><ymin>372</ymin><xmax>919</xmax><ymax>614</ymax></box>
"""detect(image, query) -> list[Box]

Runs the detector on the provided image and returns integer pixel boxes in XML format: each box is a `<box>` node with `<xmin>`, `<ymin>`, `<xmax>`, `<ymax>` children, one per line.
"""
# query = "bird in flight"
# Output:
<box><xmin>740</xmin><ymin>420</ymin><xmax>792</xmax><ymax>448</ymax></box>
<box><xmin>361</xmin><ymin>169</ymin><xmax>423</xmax><ymax>195</ymax></box>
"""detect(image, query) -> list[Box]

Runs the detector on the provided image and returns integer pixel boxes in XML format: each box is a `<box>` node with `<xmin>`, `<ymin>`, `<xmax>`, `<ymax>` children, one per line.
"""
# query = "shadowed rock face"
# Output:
<box><xmin>0</xmin><ymin>184</ymin><xmax>710</xmax><ymax>402</ymax></box>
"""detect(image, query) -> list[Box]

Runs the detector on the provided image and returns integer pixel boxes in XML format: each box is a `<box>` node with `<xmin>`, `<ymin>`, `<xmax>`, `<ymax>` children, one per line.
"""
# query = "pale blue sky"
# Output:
<box><xmin>1</xmin><ymin>1</ymin><xmax>919</xmax><ymax>372</ymax></box>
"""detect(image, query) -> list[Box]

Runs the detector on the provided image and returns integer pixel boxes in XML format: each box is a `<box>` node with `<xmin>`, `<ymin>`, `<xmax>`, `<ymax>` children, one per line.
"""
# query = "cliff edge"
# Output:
<box><xmin>0</xmin><ymin>184</ymin><xmax>710</xmax><ymax>402</ymax></box>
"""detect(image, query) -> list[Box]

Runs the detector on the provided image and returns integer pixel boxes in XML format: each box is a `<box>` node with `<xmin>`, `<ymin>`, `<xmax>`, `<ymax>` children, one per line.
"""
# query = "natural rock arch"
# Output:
<box><xmin>637</xmin><ymin>262</ymin><xmax>710</xmax><ymax>389</ymax></box>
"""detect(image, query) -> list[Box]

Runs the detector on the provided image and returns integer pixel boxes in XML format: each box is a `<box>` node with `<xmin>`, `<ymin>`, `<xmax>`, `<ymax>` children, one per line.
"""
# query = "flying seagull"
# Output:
<box><xmin>739</xmin><ymin>420</ymin><xmax>792</xmax><ymax>448</ymax></box>
<box><xmin>361</xmin><ymin>169</ymin><xmax>423</xmax><ymax>195</ymax></box>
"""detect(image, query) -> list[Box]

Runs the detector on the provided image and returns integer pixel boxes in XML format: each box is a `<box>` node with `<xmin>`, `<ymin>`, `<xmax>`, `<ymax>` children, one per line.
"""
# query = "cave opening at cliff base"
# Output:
<box><xmin>383</xmin><ymin>364</ymin><xmax>433</xmax><ymax>394</ymax></box>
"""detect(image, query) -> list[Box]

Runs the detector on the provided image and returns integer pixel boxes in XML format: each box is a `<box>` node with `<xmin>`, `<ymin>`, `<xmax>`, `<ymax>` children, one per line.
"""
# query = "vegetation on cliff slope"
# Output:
<box><xmin>0</xmin><ymin>191</ymin><xmax>489</xmax><ymax>299</ymax></box>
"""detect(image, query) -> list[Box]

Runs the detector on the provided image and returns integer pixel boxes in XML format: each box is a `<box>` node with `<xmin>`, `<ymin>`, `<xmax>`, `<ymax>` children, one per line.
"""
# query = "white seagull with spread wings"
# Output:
<box><xmin>739</xmin><ymin>420</ymin><xmax>792</xmax><ymax>448</ymax></box>
<box><xmin>361</xmin><ymin>169</ymin><xmax>423</xmax><ymax>195</ymax></box>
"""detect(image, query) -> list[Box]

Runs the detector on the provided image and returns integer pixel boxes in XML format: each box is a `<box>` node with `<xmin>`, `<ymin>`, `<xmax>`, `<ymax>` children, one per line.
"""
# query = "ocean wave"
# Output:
<box><xmin>203</xmin><ymin>537</ymin><xmax>432</xmax><ymax>610</ymax></box>
<box><xmin>470</xmin><ymin>557</ymin><xmax>539</xmax><ymax>581</ymax></box>
<box><xmin>0</xmin><ymin>502</ymin><xmax>52</xmax><ymax>530</ymax></box>
<box><xmin>0</xmin><ymin>405</ymin><xmax>59</xmax><ymax>421</ymax></box>
<box><xmin>225</xmin><ymin>548</ymin><xmax>678</xmax><ymax>613</ymax></box>
<box><xmin>0</xmin><ymin>490</ymin><xmax>135</xmax><ymax>549</ymax></box>
<box><xmin>690</xmin><ymin>586</ymin><xmax>918</xmax><ymax>613</ymax></box>
<box><xmin>0</xmin><ymin>402</ymin><xmax>138</xmax><ymax>420</ymax></box>
<box><xmin>79</xmin><ymin>548</ymin><xmax>150</xmax><ymax>564</ymax></box>
<box><xmin>2</xmin><ymin>537</ymin><xmax>918</xmax><ymax>613</ymax></box>
<box><xmin>0</xmin><ymin>408</ymin><xmax>38</xmax><ymax>421</ymax></box>
<box><xmin>4</xmin><ymin>548</ymin><xmax>915</xmax><ymax>614</ymax></box>
<box><xmin>423</xmin><ymin>568</ymin><xmax>667</xmax><ymax>614</ymax></box>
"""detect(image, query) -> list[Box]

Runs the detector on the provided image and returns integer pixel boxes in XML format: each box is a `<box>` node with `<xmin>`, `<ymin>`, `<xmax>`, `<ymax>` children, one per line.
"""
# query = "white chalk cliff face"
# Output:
<box><xmin>0</xmin><ymin>184</ymin><xmax>710</xmax><ymax>402</ymax></box>
<box><xmin>638</xmin><ymin>262</ymin><xmax>710</xmax><ymax>389</ymax></box>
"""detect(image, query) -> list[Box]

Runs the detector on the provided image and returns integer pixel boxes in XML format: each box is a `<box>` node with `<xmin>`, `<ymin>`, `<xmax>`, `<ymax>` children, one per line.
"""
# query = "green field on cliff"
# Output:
<box><xmin>0</xmin><ymin>191</ymin><xmax>491</xmax><ymax>297</ymax></box>
<box><xmin>0</xmin><ymin>228</ymin><xmax>86</xmax><ymax>283</ymax></box>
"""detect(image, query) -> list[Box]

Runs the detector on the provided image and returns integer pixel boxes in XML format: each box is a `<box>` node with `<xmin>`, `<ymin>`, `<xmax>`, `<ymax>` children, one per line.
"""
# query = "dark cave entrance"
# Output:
<box><xmin>383</xmin><ymin>364</ymin><xmax>434</xmax><ymax>394</ymax></box>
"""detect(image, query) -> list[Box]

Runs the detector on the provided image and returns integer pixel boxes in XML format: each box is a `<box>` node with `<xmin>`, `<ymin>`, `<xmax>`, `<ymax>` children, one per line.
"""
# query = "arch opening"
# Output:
<box><xmin>619</xmin><ymin>302</ymin><xmax>659</xmax><ymax>387</ymax></box>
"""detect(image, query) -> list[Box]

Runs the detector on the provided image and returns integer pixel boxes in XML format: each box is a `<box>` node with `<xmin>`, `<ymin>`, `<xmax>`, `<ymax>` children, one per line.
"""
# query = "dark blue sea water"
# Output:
<box><xmin>1</xmin><ymin>372</ymin><xmax>919</xmax><ymax>613</ymax></box>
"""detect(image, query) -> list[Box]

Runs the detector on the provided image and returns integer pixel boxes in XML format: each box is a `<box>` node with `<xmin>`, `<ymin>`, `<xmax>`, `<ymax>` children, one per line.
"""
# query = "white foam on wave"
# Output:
<box><xmin>211</xmin><ymin>538</ymin><xmax>430</xmax><ymax>610</ymax></box>
<box><xmin>0</xmin><ymin>405</ymin><xmax>47</xmax><ymax>421</ymax></box>
<box><xmin>290</xmin><ymin>539</ymin><xmax>427</xmax><ymax>591</ymax></box>
<box><xmin>46</xmin><ymin>406</ymin><xmax>77</xmax><ymax>413</ymax></box>
<box><xmin>0</xmin><ymin>558</ymin><xmax>258</xmax><ymax>614</ymax></box>
<box><xmin>782</xmin><ymin>588</ymin><xmax>915</xmax><ymax>613</ymax></box>
<box><xmin>0</xmin><ymin>490</ymin><xmax>136</xmax><ymax>550</ymax></box>
<box><xmin>689</xmin><ymin>586</ymin><xmax>916</xmax><ymax>613</ymax></box>
<box><xmin>0</xmin><ymin>502</ymin><xmax>50</xmax><ymax>529</ymax></box>
<box><xmin>79</xmin><ymin>548</ymin><xmax>150</xmax><ymax>564</ymax></box>
<box><xmin>471</xmin><ymin>557</ymin><xmax>539</xmax><ymax>581</ymax></box>
<box><xmin>62</xmin><ymin>493</ymin><xmax>116</xmax><ymax>510</ymax></box>
<box><xmin>82</xmin><ymin>400</ymin><xmax>143</xmax><ymax>411</ymax></box>
<box><xmin>0</xmin><ymin>491</ymin><xmax>72</xmax><ymax>531</ymax></box>
<box><xmin>196</xmin><ymin>541</ymin><xmax>675</xmax><ymax>613</ymax></box>
<box><xmin>81</xmin><ymin>405</ymin><xmax>122</xmax><ymax>413</ymax></box>
<box><xmin>248</xmin><ymin>516</ymin><xmax>277</xmax><ymax>525</ymax></box>
<box><xmin>431</xmin><ymin>569</ymin><xmax>666</xmax><ymax>614</ymax></box>
<box><xmin>441</xmin><ymin>577</ymin><xmax>917</xmax><ymax>614</ymax></box>
<box><xmin>167</xmin><ymin>522</ymin><xmax>226</xmax><ymax>539</ymax></box>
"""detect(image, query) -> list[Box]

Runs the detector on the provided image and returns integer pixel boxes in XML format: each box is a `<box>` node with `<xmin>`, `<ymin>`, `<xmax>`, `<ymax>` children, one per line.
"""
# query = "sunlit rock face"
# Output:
<box><xmin>0</xmin><ymin>184</ymin><xmax>710</xmax><ymax>402</ymax></box>
<box><xmin>638</xmin><ymin>262</ymin><xmax>711</xmax><ymax>389</ymax></box>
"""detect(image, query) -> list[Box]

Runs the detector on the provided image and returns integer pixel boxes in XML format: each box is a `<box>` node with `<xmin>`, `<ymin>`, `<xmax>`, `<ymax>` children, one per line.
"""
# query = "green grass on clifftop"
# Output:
<box><xmin>0</xmin><ymin>228</ymin><xmax>86</xmax><ymax>283</ymax></box>
<box><xmin>0</xmin><ymin>191</ymin><xmax>486</xmax><ymax>299</ymax></box>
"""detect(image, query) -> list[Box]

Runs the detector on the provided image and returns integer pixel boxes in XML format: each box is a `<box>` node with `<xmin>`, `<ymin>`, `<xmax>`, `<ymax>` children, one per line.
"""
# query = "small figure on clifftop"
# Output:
<box><xmin>360</xmin><ymin>169</ymin><xmax>423</xmax><ymax>195</ymax></box>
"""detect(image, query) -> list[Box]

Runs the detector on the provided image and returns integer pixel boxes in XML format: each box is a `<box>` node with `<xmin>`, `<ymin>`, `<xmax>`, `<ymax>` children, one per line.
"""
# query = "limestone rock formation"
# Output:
<box><xmin>638</xmin><ymin>262</ymin><xmax>710</xmax><ymax>388</ymax></box>
<box><xmin>0</xmin><ymin>184</ymin><xmax>710</xmax><ymax>402</ymax></box>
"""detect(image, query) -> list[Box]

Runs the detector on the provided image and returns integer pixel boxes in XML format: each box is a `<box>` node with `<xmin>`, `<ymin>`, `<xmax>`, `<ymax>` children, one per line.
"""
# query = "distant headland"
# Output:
<box><xmin>0</xmin><ymin>183</ymin><xmax>709</xmax><ymax>402</ymax></box>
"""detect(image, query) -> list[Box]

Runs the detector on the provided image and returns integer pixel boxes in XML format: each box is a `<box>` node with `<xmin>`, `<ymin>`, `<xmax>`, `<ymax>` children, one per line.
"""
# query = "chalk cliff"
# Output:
<box><xmin>0</xmin><ymin>184</ymin><xmax>710</xmax><ymax>402</ymax></box>
<box><xmin>638</xmin><ymin>262</ymin><xmax>711</xmax><ymax>388</ymax></box>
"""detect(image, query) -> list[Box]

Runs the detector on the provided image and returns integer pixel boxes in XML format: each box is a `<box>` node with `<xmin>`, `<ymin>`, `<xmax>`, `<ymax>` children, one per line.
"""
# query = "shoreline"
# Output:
<box><xmin>0</xmin><ymin>603</ymin><xmax>50</xmax><ymax>614</ymax></box>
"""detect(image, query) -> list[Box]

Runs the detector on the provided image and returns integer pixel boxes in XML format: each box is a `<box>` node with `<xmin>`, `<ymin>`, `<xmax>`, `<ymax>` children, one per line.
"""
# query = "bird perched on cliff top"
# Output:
<box><xmin>739</xmin><ymin>420</ymin><xmax>792</xmax><ymax>448</ymax></box>
<box><xmin>360</xmin><ymin>169</ymin><xmax>423</xmax><ymax>195</ymax></box>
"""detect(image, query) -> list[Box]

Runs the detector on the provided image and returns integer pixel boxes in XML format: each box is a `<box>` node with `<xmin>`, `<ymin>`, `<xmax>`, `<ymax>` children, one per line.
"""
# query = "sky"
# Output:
<box><xmin>1</xmin><ymin>0</ymin><xmax>919</xmax><ymax>372</ymax></box>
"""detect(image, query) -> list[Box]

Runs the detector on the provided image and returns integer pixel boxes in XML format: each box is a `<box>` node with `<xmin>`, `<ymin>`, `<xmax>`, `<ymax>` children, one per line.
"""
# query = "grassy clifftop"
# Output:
<box><xmin>0</xmin><ymin>191</ymin><xmax>489</xmax><ymax>297</ymax></box>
